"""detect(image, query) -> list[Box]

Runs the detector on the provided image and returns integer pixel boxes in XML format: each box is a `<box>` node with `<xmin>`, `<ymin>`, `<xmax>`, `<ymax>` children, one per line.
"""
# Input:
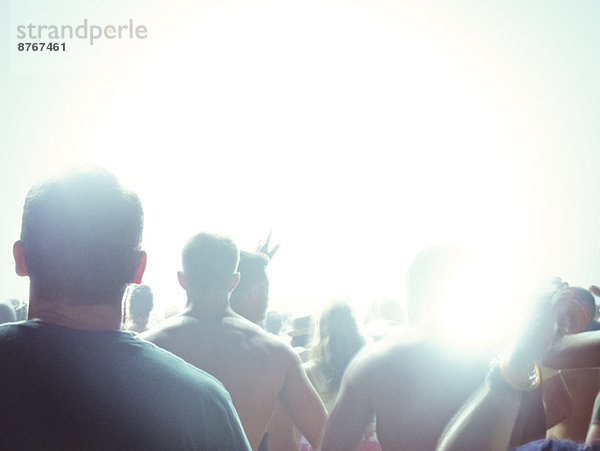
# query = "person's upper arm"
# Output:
<box><xmin>278</xmin><ymin>350</ymin><xmax>327</xmax><ymax>450</ymax></box>
<box><xmin>542</xmin><ymin>372</ymin><xmax>572</xmax><ymax>430</ymax></box>
<box><xmin>322</xmin><ymin>365</ymin><xmax>373</xmax><ymax>451</ymax></box>
<box><xmin>585</xmin><ymin>390</ymin><xmax>600</xmax><ymax>446</ymax></box>
<box><xmin>267</xmin><ymin>401</ymin><xmax>301</xmax><ymax>451</ymax></box>
<box><xmin>303</xmin><ymin>360</ymin><xmax>320</xmax><ymax>392</ymax></box>
<box><xmin>586</xmin><ymin>425</ymin><xmax>600</xmax><ymax>447</ymax></box>
<box><xmin>543</xmin><ymin>331</ymin><xmax>600</xmax><ymax>369</ymax></box>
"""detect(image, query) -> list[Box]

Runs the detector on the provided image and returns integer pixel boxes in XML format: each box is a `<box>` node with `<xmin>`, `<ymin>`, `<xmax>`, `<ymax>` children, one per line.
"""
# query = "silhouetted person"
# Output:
<box><xmin>307</xmin><ymin>299</ymin><xmax>380</xmax><ymax>448</ymax></box>
<box><xmin>265</xmin><ymin>311</ymin><xmax>283</xmax><ymax>335</ymax></box>
<box><xmin>1</xmin><ymin>167</ymin><xmax>249</xmax><ymax>450</ymax></box>
<box><xmin>6</xmin><ymin>298</ymin><xmax>27</xmax><ymax>321</ymax></box>
<box><xmin>438</xmin><ymin>287</ymin><xmax>595</xmax><ymax>451</ymax></box>
<box><xmin>230</xmin><ymin>251</ymin><xmax>270</xmax><ymax>324</ymax></box>
<box><xmin>0</xmin><ymin>303</ymin><xmax>16</xmax><ymax>324</ymax></box>
<box><xmin>323</xmin><ymin>245</ymin><xmax>543</xmax><ymax>451</ymax></box>
<box><xmin>545</xmin><ymin>287</ymin><xmax>599</xmax><ymax>441</ymax></box>
<box><xmin>124</xmin><ymin>283</ymin><xmax>154</xmax><ymax>333</ymax></box>
<box><xmin>142</xmin><ymin>232</ymin><xmax>326</xmax><ymax>451</ymax></box>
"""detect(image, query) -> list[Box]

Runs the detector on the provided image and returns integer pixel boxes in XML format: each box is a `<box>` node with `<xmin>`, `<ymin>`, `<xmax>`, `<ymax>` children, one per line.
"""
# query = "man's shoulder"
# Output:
<box><xmin>0</xmin><ymin>321</ymin><xmax>23</xmax><ymax>338</ymax></box>
<box><xmin>140</xmin><ymin>314</ymin><xmax>190</xmax><ymax>339</ymax></box>
<box><xmin>113</xmin><ymin>334</ymin><xmax>240</xmax><ymax>422</ymax></box>
<box><xmin>0</xmin><ymin>321</ymin><xmax>248</xmax><ymax>449</ymax></box>
<box><xmin>0</xmin><ymin>319</ymin><xmax>44</xmax><ymax>345</ymax></box>
<box><xmin>230</xmin><ymin>316</ymin><xmax>298</xmax><ymax>362</ymax></box>
<box><xmin>344</xmin><ymin>330</ymin><xmax>434</xmax><ymax>383</ymax></box>
<box><xmin>222</xmin><ymin>313</ymin><xmax>288</xmax><ymax>343</ymax></box>
<box><xmin>133</xmin><ymin>332</ymin><xmax>227</xmax><ymax>389</ymax></box>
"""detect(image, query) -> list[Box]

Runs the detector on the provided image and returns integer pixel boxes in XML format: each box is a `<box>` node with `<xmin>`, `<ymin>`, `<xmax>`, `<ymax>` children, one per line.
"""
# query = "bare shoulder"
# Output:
<box><xmin>344</xmin><ymin>328</ymin><xmax>433</xmax><ymax>387</ymax></box>
<box><xmin>140</xmin><ymin>315</ymin><xmax>199</xmax><ymax>347</ymax></box>
<box><xmin>224</xmin><ymin>314</ymin><xmax>298</xmax><ymax>363</ymax></box>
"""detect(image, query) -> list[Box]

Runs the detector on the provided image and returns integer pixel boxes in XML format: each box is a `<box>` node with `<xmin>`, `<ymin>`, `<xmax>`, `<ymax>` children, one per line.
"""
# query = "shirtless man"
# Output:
<box><xmin>142</xmin><ymin>233</ymin><xmax>326</xmax><ymax>450</ymax></box>
<box><xmin>322</xmin><ymin>245</ymin><xmax>544</xmax><ymax>451</ymax></box>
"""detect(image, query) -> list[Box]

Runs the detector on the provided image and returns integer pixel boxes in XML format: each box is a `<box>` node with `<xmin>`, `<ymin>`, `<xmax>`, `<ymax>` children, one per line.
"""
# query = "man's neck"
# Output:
<box><xmin>231</xmin><ymin>302</ymin><xmax>260</xmax><ymax>324</ymax></box>
<box><xmin>184</xmin><ymin>294</ymin><xmax>232</xmax><ymax>320</ymax></box>
<box><xmin>28</xmin><ymin>294</ymin><xmax>122</xmax><ymax>331</ymax></box>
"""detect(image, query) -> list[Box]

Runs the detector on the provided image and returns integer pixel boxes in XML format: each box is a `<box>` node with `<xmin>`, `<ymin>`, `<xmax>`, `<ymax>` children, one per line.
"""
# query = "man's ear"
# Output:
<box><xmin>229</xmin><ymin>272</ymin><xmax>240</xmax><ymax>293</ymax></box>
<box><xmin>131</xmin><ymin>251</ymin><xmax>147</xmax><ymax>284</ymax></box>
<box><xmin>177</xmin><ymin>271</ymin><xmax>186</xmax><ymax>289</ymax></box>
<box><xmin>13</xmin><ymin>241</ymin><xmax>28</xmax><ymax>277</ymax></box>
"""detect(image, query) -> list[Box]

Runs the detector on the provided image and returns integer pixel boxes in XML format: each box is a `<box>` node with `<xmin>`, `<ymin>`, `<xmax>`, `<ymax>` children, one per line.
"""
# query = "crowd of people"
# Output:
<box><xmin>3</xmin><ymin>166</ymin><xmax>600</xmax><ymax>450</ymax></box>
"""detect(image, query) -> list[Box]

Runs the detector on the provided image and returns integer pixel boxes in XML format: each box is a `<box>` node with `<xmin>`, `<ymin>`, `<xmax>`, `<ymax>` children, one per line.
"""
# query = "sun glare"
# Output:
<box><xmin>3</xmin><ymin>0</ymin><xmax>574</xmax><ymax>326</ymax></box>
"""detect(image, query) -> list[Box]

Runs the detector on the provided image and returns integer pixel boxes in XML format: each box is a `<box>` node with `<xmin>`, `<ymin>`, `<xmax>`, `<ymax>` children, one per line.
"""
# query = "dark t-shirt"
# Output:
<box><xmin>0</xmin><ymin>320</ymin><xmax>251</xmax><ymax>450</ymax></box>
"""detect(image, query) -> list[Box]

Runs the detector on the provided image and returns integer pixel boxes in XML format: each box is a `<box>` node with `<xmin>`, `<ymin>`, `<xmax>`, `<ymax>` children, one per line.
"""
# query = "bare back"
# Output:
<box><xmin>323</xmin><ymin>330</ymin><xmax>490</xmax><ymax>451</ymax></box>
<box><xmin>142</xmin><ymin>312</ymin><xmax>326</xmax><ymax>450</ymax></box>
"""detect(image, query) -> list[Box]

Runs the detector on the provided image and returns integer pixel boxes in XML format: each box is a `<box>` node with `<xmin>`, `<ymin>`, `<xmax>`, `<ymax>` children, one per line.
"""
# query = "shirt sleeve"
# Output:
<box><xmin>188</xmin><ymin>382</ymin><xmax>251</xmax><ymax>451</ymax></box>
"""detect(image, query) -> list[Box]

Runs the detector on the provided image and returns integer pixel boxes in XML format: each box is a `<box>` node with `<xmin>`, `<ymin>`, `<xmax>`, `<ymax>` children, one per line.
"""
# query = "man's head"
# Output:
<box><xmin>14</xmin><ymin>167</ymin><xmax>146</xmax><ymax>305</ymax></box>
<box><xmin>264</xmin><ymin>311</ymin><xmax>282</xmax><ymax>335</ymax></box>
<box><xmin>406</xmin><ymin>245</ymin><xmax>469</xmax><ymax>324</ymax></box>
<box><xmin>556</xmin><ymin>286</ymin><xmax>595</xmax><ymax>336</ymax></box>
<box><xmin>178</xmin><ymin>233</ymin><xmax>240</xmax><ymax>301</ymax></box>
<box><xmin>0</xmin><ymin>303</ymin><xmax>16</xmax><ymax>324</ymax></box>
<box><xmin>127</xmin><ymin>284</ymin><xmax>154</xmax><ymax>331</ymax></box>
<box><xmin>230</xmin><ymin>251</ymin><xmax>270</xmax><ymax>323</ymax></box>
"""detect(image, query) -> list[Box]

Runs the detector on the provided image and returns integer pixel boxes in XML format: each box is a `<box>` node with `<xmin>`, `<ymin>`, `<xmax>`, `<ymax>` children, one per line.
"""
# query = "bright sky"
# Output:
<box><xmin>2</xmin><ymin>1</ymin><xmax>600</xmax><ymax>333</ymax></box>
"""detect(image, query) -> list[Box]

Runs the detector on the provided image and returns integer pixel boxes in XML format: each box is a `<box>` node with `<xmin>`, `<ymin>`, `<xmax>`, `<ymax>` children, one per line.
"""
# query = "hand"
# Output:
<box><xmin>514</xmin><ymin>287</ymin><xmax>574</xmax><ymax>365</ymax></box>
<box><xmin>549</xmin><ymin>288</ymin><xmax>579</xmax><ymax>342</ymax></box>
<box><xmin>256</xmin><ymin>230</ymin><xmax>280</xmax><ymax>260</ymax></box>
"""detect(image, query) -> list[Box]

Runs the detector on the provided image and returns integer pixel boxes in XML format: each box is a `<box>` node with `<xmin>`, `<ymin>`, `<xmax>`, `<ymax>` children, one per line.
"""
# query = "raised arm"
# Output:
<box><xmin>438</xmin><ymin>287</ymin><xmax>572</xmax><ymax>451</ymax></box>
<box><xmin>256</xmin><ymin>230</ymin><xmax>280</xmax><ymax>260</ymax></box>
<box><xmin>278</xmin><ymin>351</ymin><xmax>327</xmax><ymax>450</ymax></box>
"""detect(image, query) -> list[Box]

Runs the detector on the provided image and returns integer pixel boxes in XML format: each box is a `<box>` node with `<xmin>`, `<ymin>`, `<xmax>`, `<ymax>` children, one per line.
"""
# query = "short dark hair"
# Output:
<box><xmin>181</xmin><ymin>233</ymin><xmax>239</xmax><ymax>294</ymax></box>
<box><xmin>264</xmin><ymin>311</ymin><xmax>282</xmax><ymax>335</ymax></box>
<box><xmin>20</xmin><ymin>167</ymin><xmax>143</xmax><ymax>304</ymax></box>
<box><xmin>571</xmin><ymin>287</ymin><xmax>596</xmax><ymax>320</ymax></box>
<box><xmin>0</xmin><ymin>303</ymin><xmax>16</xmax><ymax>324</ymax></box>
<box><xmin>128</xmin><ymin>284</ymin><xmax>154</xmax><ymax>318</ymax></box>
<box><xmin>230</xmin><ymin>251</ymin><xmax>269</xmax><ymax>307</ymax></box>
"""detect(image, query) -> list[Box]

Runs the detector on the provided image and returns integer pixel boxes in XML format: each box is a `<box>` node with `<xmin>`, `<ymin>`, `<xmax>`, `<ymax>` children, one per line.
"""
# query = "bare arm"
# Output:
<box><xmin>437</xmin><ymin>382</ymin><xmax>522</xmax><ymax>451</ymax></box>
<box><xmin>439</xmin><ymin>286</ymin><xmax>571</xmax><ymax>451</ymax></box>
<box><xmin>542</xmin><ymin>372</ymin><xmax>572</xmax><ymax>429</ymax></box>
<box><xmin>543</xmin><ymin>331</ymin><xmax>600</xmax><ymax>369</ymax></box>
<box><xmin>586</xmin><ymin>424</ymin><xmax>600</xmax><ymax>447</ymax></box>
<box><xmin>278</xmin><ymin>353</ymin><xmax>327</xmax><ymax>450</ymax></box>
<box><xmin>256</xmin><ymin>230</ymin><xmax>280</xmax><ymax>260</ymax></box>
<box><xmin>267</xmin><ymin>401</ymin><xmax>301</xmax><ymax>451</ymax></box>
<box><xmin>322</xmin><ymin>374</ymin><xmax>373</xmax><ymax>451</ymax></box>
<box><xmin>585</xmin><ymin>390</ymin><xmax>600</xmax><ymax>446</ymax></box>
